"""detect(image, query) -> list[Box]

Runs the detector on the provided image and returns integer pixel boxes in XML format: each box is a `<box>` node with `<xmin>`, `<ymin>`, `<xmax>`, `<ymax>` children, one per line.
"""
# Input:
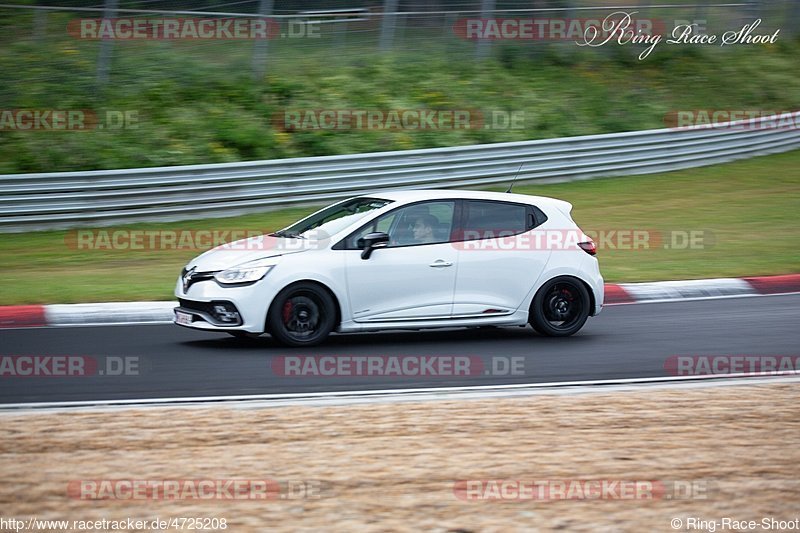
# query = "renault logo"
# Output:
<box><xmin>182</xmin><ymin>267</ymin><xmax>196</xmax><ymax>293</ymax></box>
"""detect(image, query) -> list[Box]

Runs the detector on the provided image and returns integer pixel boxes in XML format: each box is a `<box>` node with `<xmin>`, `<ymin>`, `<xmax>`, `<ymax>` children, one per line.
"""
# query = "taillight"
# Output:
<box><xmin>578</xmin><ymin>241</ymin><xmax>597</xmax><ymax>255</ymax></box>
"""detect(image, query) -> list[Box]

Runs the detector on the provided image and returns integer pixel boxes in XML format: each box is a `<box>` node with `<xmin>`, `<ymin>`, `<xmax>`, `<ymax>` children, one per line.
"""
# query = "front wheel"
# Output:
<box><xmin>267</xmin><ymin>282</ymin><xmax>336</xmax><ymax>347</ymax></box>
<box><xmin>529</xmin><ymin>276</ymin><xmax>591</xmax><ymax>337</ymax></box>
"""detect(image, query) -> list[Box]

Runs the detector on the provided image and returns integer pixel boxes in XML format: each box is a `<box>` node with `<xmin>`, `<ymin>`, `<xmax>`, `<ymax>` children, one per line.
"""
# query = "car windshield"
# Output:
<box><xmin>273</xmin><ymin>197</ymin><xmax>392</xmax><ymax>239</ymax></box>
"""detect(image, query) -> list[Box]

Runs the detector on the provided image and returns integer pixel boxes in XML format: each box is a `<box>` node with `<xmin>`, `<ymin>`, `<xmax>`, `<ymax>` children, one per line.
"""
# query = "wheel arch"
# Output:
<box><xmin>528</xmin><ymin>274</ymin><xmax>597</xmax><ymax>317</ymax></box>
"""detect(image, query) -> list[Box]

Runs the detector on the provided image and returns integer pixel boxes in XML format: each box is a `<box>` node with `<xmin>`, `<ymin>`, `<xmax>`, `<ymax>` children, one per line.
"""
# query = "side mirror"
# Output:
<box><xmin>358</xmin><ymin>232</ymin><xmax>390</xmax><ymax>260</ymax></box>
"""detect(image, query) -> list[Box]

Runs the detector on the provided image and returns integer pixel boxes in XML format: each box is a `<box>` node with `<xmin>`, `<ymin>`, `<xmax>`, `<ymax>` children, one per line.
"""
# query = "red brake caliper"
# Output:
<box><xmin>282</xmin><ymin>300</ymin><xmax>293</xmax><ymax>325</ymax></box>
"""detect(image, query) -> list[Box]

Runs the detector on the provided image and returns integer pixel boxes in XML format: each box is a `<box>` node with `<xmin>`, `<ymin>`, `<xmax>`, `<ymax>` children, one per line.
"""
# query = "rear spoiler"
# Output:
<box><xmin>550</xmin><ymin>199</ymin><xmax>573</xmax><ymax>219</ymax></box>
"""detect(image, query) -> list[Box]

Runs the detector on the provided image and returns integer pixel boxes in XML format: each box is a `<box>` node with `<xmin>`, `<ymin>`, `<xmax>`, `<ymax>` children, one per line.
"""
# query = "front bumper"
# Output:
<box><xmin>175</xmin><ymin>299</ymin><xmax>243</xmax><ymax>329</ymax></box>
<box><xmin>173</xmin><ymin>275</ymin><xmax>276</xmax><ymax>333</ymax></box>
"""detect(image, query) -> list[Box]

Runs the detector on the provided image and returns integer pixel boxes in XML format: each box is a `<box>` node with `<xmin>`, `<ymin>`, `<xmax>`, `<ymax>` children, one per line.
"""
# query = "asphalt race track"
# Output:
<box><xmin>1</xmin><ymin>294</ymin><xmax>798</xmax><ymax>404</ymax></box>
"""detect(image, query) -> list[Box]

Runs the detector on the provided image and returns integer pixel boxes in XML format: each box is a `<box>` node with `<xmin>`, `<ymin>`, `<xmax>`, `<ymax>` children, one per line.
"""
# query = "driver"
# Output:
<box><xmin>411</xmin><ymin>214</ymin><xmax>439</xmax><ymax>244</ymax></box>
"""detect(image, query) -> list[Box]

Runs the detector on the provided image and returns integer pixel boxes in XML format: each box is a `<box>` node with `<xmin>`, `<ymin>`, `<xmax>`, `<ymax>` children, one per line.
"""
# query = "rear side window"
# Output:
<box><xmin>460</xmin><ymin>200</ymin><xmax>529</xmax><ymax>240</ymax></box>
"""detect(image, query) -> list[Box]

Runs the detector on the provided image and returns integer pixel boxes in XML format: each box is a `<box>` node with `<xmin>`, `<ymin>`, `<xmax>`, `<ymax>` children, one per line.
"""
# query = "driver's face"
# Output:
<box><xmin>413</xmin><ymin>219</ymin><xmax>433</xmax><ymax>241</ymax></box>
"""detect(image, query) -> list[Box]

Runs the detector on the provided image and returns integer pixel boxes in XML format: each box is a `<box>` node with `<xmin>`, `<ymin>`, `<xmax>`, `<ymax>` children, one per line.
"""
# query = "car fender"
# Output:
<box><xmin>517</xmin><ymin>252</ymin><xmax>601</xmax><ymax>316</ymax></box>
<box><xmin>258</xmin><ymin>252</ymin><xmax>350</xmax><ymax>327</ymax></box>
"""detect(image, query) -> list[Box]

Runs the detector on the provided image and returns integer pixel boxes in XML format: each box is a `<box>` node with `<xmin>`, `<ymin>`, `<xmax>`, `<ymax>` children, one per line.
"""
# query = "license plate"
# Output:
<box><xmin>175</xmin><ymin>310</ymin><xmax>193</xmax><ymax>326</ymax></box>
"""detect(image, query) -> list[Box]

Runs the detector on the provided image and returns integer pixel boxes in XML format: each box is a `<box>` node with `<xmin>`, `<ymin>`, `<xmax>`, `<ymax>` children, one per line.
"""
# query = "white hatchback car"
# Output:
<box><xmin>174</xmin><ymin>189</ymin><xmax>603</xmax><ymax>346</ymax></box>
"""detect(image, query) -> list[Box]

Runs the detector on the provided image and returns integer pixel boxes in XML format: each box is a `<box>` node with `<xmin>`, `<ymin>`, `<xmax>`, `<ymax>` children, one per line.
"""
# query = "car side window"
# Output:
<box><xmin>347</xmin><ymin>212</ymin><xmax>399</xmax><ymax>248</ymax></box>
<box><xmin>346</xmin><ymin>201</ymin><xmax>456</xmax><ymax>248</ymax></box>
<box><xmin>376</xmin><ymin>214</ymin><xmax>395</xmax><ymax>234</ymax></box>
<box><xmin>459</xmin><ymin>200</ymin><xmax>529</xmax><ymax>241</ymax></box>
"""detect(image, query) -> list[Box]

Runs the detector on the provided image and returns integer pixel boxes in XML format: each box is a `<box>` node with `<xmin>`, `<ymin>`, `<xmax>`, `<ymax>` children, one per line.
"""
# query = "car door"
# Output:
<box><xmin>342</xmin><ymin>200</ymin><xmax>458</xmax><ymax>322</ymax></box>
<box><xmin>452</xmin><ymin>199</ymin><xmax>550</xmax><ymax>317</ymax></box>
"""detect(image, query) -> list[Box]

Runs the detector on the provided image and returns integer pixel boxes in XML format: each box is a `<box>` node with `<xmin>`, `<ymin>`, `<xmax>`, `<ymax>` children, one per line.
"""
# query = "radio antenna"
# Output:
<box><xmin>505</xmin><ymin>163</ymin><xmax>524</xmax><ymax>193</ymax></box>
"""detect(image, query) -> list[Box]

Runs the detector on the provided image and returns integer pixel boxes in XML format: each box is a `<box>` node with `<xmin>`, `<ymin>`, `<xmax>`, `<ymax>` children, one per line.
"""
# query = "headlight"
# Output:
<box><xmin>214</xmin><ymin>258</ymin><xmax>276</xmax><ymax>285</ymax></box>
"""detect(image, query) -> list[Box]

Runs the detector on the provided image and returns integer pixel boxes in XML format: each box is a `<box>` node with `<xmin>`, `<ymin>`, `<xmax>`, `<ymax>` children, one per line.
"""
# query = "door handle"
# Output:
<box><xmin>429</xmin><ymin>260</ymin><xmax>453</xmax><ymax>268</ymax></box>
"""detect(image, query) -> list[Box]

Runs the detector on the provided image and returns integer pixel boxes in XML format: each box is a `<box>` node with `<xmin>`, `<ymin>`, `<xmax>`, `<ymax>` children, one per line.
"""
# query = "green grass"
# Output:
<box><xmin>1</xmin><ymin>150</ymin><xmax>798</xmax><ymax>305</ymax></box>
<box><xmin>0</xmin><ymin>8</ymin><xmax>799</xmax><ymax>172</ymax></box>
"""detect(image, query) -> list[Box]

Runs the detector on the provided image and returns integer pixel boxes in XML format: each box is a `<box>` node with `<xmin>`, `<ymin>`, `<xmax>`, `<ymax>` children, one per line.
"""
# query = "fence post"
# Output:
<box><xmin>745</xmin><ymin>0</ymin><xmax>762</xmax><ymax>24</ymax></box>
<box><xmin>380</xmin><ymin>0</ymin><xmax>399</xmax><ymax>51</ymax></box>
<box><xmin>475</xmin><ymin>0</ymin><xmax>495</xmax><ymax>60</ymax></box>
<box><xmin>33</xmin><ymin>3</ymin><xmax>47</xmax><ymax>42</ymax></box>
<box><xmin>252</xmin><ymin>0</ymin><xmax>274</xmax><ymax>80</ymax></box>
<box><xmin>96</xmin><ymin>0</ymin><xmax>118</xmax><ymax>88</ymax></box>
<box><xmin>787</xmin><ymin>0</ymin><xmax>800</xmax><ymax>36</ymax></box>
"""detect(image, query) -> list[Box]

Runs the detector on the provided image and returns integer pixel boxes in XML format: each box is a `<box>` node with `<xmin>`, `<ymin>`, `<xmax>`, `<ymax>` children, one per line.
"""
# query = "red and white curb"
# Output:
<box><xmin>603</xmin><ymin>273</ymin><xmax>800</xmax><ymax>304</ymax></box>
<box><xmin>0</xmin><ymin>274</ymin><xmax>798</xmax><ymax>329</ymax></box>
<box><xmin>0</xmin><ymin>302</ymin><xmax>176</xmax><ymax>328</ymax></box>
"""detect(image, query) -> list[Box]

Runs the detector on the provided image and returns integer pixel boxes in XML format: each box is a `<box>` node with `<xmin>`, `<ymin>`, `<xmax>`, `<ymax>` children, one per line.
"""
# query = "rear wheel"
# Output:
<box><xmin>530</xmin><ymin>276</ymin><xmax>590</xmax><ymax>337</ymax></box>
<box><xmin>267</xmin><ymin>282</ymin><xmax>336</xmax><ymax>347</ymax></box>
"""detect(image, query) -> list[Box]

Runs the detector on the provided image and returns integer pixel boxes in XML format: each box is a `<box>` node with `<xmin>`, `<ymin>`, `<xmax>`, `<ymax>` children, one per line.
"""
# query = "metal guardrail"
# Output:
<box><xmin>1</xmin><ymin>113</ymin><xmax>798</xmax><ymax>232</ymax></box>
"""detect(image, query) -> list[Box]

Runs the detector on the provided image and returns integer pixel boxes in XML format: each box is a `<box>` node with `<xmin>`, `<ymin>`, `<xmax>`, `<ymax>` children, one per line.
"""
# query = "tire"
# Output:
<box><xmin>266</xmin><ymin>282</ymin><xmax>337</xmax><ymax>347</ymax></box>
<box><xmin>529</xmin><ymin>276</ymin><xmax>591</xmax><ymax>337</ymax></box>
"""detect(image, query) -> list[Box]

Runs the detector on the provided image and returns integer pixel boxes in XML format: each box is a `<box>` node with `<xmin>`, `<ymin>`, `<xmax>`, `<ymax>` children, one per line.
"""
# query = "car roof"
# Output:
<box><xmin>365</xmin><ymin>188</ymin><xmax>569</xmax><ymax>210</ymax></box>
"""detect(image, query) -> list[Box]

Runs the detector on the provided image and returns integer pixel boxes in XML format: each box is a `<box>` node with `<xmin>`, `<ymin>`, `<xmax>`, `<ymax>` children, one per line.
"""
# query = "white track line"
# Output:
<box><xmin>1</xmin><ymin>373</ymin><xmax>798</xmax><ymax>413</ymax></box>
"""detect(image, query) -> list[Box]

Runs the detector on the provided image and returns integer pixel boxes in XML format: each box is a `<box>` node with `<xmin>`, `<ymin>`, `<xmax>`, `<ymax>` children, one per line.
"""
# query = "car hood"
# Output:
<box><xmin>186</xmin><ymin>235</ymin><xmax>314</xmax><ymax>272</ymax></box>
